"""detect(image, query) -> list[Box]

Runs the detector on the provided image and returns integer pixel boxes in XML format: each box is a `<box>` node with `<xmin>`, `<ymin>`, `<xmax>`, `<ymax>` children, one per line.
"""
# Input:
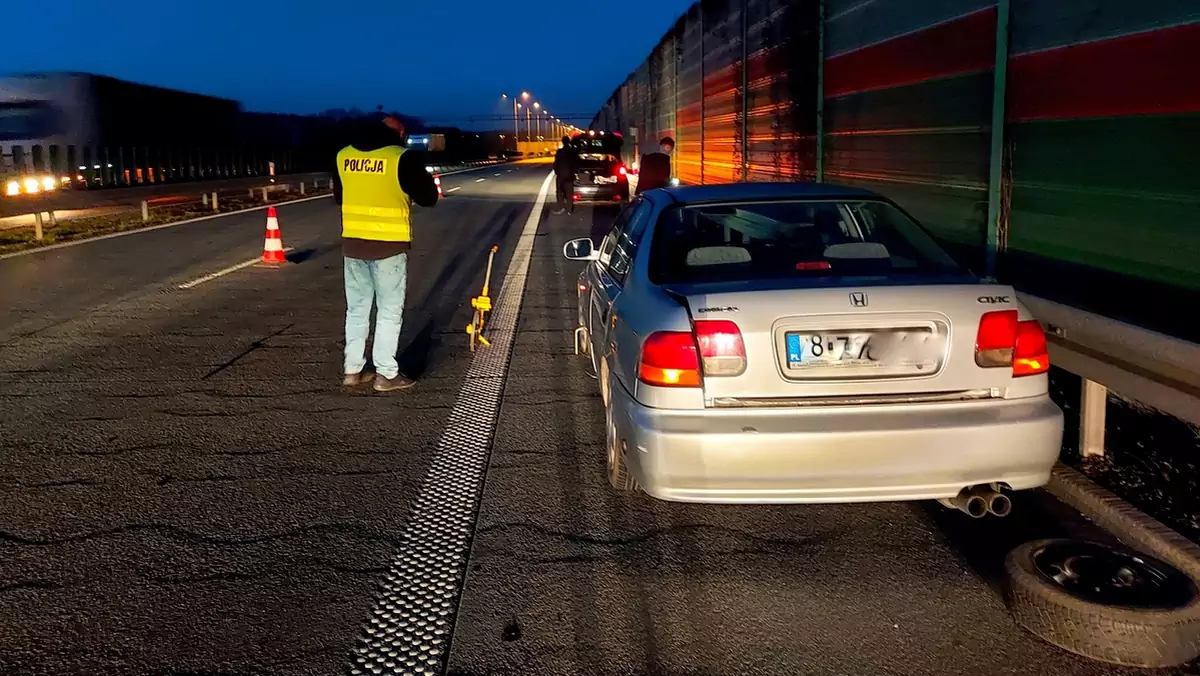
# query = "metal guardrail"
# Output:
<box><xmin>1020</xmin><ymin>292</ymin><xmax>1200</xmax><ymax>457</ymax></box>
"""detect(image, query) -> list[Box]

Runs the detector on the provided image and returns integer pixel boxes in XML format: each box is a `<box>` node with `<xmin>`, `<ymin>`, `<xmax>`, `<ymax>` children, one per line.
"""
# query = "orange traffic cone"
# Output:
<box><xmin>262</xmin><ymin>206</ymin><xmax>286</xmax><ymax>265</ymax></box>
<box><xmin>434</xmin><ymin>174</ymin><xmax>443</xmax><ymax>198</ymax></box>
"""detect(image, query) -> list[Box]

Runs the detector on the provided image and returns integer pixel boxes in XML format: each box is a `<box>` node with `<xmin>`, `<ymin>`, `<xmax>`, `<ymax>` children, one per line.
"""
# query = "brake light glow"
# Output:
<box><xmin>617</xmin><ymin>166</ymin><xmax>627</xmax><ymax>176</ymax></box>
<box><xmin>1013</xmin><ymin>320</ymin><xmax>1049</xmax><ymax>376</ymax></box>
<box><xmin>975</xmin><ymin>310</ymin><xmax>1049</xmax><ymax>376</ymax></box>
<box><xmin>638</xmin><ymin>331</ymin><xmax>701</xmax><ymax>387</ymax></box>
<box><xmin>795</xmin><ymin>261</ymin><xmax>832</xmax><ymax>271</ymax></box>
<box><xmin>975</xmin><ymin>310</ymin><xmax>1017</xmax><ymax>368</ymax></box>
<box><xmin>695</xmin><ymin>320</ymin><xmax>747</xmax><ymax>376</ymax></box>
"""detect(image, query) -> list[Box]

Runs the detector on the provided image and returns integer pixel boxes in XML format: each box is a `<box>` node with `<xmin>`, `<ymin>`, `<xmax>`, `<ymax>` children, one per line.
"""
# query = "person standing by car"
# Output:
<box><xmin>334</xmin><ymin>115</ymin><xmax>439</xmax><ymax>392</ymax></box>
<box><xmin>635</xmin><ymin>136</ymin><xmax>674</xmax><ymax>194</ymax></box>
<box><xmin>553</xmin><ymin>135</ymin><xmax>577</xmax><ymax>214</ymax></box>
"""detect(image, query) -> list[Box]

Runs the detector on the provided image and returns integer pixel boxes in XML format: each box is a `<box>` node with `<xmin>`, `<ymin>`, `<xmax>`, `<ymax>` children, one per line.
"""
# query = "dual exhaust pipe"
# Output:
<box><xmin>940</xmin><ymin>485</ymin><xmax>1011</xmax><ymax>518</ymax></box>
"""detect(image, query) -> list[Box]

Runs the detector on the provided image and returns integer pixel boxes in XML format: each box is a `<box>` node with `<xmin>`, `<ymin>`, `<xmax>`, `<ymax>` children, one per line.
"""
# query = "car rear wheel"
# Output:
<box><xmin>602</xmin><ymin>364</ymin><xmax>639</xmax><ymax>493</ymax></box>
<box><xmin>1005</xmin><ymin>539</ymin><xmax>1200</xmax><ymax>667</ymax></box>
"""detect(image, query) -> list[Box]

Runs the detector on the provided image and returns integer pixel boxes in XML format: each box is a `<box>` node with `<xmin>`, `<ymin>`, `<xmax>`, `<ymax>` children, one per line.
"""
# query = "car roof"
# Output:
<box><xmin>648</xmin><ymin>181</ymin><xmax>884</xmax><ymax>205</ymax></box>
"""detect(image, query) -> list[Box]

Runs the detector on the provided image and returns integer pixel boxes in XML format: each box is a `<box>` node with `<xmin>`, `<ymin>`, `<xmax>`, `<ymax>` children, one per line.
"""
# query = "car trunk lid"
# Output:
<box><xmin>672</xmin><ymin>282</ymin><xmax>1019</xmax><ymax>405</ymax></box>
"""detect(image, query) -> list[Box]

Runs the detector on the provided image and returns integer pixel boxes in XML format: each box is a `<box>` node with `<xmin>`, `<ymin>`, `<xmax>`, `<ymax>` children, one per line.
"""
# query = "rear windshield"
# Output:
<box><xmin>647</xmin><ymin>199</ymin><xmax>964</xmax><ymax>285</ymax></box>
<box><xmin>576</xmin><ymin>153</ymin><xmax>618</xmax><ymax>167</ymax></box>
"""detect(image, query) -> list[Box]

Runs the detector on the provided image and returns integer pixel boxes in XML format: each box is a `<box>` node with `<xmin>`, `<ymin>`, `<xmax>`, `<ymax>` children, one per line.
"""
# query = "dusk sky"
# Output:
<box><xmin>8</xmin><ymin>0</ymin><xmax>693</xmax><ymax>126</ymax></box>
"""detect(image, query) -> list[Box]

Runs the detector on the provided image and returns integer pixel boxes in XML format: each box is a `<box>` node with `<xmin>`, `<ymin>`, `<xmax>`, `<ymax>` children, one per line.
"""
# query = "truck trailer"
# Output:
<box><xmin>0</xmin><ymin>72</ymin><xmax>310</xmax><ymax>199</ymax></box>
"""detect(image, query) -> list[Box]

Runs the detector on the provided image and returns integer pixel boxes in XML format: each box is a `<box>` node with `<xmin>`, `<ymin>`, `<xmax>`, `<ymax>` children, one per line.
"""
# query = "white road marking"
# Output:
<box><xmin>475</xmin><ymin>178</ymin><xmax>486</xmax><ymax>182</ymax></box>
<box><xmin>494</xmin><ymin>172</ymin><xmax>501</xmax><ymax>176</ymax></box>
<box><xmin>177</xmin><ymin>248</ymin><xmax>295</xmax><ymax>289</ymax></box>
<box><xmin>346</xmin><ymin>172</ymin><xmax>555</xmax><ymax>674</ymax></box>
<box><xmin>446</xmin><ymin>186</ymin><xmax>462</xmax><ymax>193</ymax></box>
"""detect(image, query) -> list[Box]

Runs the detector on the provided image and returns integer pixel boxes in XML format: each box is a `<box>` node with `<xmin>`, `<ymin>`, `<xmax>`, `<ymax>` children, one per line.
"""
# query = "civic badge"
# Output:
<box><xmin>849</xmin><ymin>292</ymin><xmax>868</xmax><ymax>307</ymax></box>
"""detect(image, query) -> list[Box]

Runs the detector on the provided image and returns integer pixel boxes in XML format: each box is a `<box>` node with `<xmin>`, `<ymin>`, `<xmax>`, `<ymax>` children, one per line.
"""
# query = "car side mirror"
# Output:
<box><xmin>563</xmin><ymin>237</ymin><xmax>599</xmax><ymax>261</ymax></box>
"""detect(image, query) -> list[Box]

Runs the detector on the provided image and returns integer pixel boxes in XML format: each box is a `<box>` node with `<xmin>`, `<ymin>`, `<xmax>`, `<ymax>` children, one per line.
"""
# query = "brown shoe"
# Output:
<box><xmin>373</xmin><ymin>373</ymin><xmax>416</xmax><ymax>392</ymax></box>
<box><xmin>342</xmin><ymin>370</ymin><xmax>375</xmax><ymax>387</ymax></box>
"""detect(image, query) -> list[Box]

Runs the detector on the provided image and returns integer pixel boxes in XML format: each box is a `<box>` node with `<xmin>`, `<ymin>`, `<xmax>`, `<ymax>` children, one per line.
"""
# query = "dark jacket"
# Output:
<box><xmin>553</xmin><ymin>147</ymin><xmax>577</xmax><ymax>180</ymax></box>
<box><xmin>333</xmin><ymin>119</ymin><xmax>438</xmax><ymax>259</ymax></box>
<box><xmin>635</xmin><ymin>151</ymin><xmax>671</xmax><ymax>194</ymax></box>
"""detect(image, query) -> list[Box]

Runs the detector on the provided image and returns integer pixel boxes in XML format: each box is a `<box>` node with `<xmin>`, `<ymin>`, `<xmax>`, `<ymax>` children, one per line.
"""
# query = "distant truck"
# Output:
<box><xmin>406</xmin><ymin>134</ymin><xmax>447</xmax><ymax>152</ymax></box>
<box><xmin>0</xmin><ymin>72</ymin><xmax>321</xmax><ymax>199</ymax></box>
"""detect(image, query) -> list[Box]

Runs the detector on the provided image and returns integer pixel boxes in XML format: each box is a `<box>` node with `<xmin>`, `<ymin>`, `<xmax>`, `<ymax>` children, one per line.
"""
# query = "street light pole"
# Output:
<box><xmin>520</xmin><ymin>92</ymin><xmax>531</xmax><ymax>143</ymax></box>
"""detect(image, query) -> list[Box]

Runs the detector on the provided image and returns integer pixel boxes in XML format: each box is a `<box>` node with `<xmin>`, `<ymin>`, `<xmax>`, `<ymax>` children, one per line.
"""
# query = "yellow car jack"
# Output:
<box><xmin>467</xmin><ymin>245</ymin><xmax>500</xmax><ymax>352</ymax></box>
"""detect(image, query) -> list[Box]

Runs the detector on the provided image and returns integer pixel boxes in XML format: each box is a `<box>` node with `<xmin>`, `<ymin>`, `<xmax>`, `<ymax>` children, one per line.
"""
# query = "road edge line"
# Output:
<box><xmin>0</xmin><ymin>194</ymin><xmax>332</xmax><ymax>261</ymax></box>
<box><xmin>1047</xmin><ymin>462</ymin><xmax>1200</xmax><ymax>579</ymax></box>
<box><xmin>345</xmin><ymin>171</ymin><xmax>555</xmax><ymax>675</ymax></box>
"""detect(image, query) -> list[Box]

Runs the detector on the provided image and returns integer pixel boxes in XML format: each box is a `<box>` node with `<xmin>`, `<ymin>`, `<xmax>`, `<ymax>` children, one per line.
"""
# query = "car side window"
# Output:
<box><xmin>608</xmin><ymin>199</ymin><xmax>653</xmax><ymax>286</ymax></box>
<box><xmin>597</xmin><ymin>209</ymin><xmax>629</xmax><ymax>268</ymax></box>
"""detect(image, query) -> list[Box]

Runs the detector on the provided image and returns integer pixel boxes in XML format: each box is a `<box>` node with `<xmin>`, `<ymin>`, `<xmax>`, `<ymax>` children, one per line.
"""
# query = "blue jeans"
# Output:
<box><xmin>344</xmin><ymin>253</ymin><xmax>408</xmax><ymax>379</ymax></box>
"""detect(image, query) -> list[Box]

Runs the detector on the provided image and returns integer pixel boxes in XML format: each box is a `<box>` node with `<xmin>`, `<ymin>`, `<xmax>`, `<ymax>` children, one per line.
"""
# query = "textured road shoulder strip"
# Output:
<box><xmin>346</xmin><ymin>171</ymin><xmax>555</xmax><ymax>676</ymax></box>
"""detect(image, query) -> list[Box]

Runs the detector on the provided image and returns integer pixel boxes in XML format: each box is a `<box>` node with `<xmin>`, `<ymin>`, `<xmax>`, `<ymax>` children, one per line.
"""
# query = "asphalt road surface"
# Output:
<box><xmin>0</xmin><ymin>162</ymin><xmax>1183</xmax><ymax>675</ymax></box>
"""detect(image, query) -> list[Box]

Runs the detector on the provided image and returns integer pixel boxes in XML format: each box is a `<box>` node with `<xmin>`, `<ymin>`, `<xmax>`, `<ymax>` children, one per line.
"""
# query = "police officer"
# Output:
<box><xmin>334</xmin><ymin>115</ymin><xmax>439</xmax><ymax>392</ymax></box>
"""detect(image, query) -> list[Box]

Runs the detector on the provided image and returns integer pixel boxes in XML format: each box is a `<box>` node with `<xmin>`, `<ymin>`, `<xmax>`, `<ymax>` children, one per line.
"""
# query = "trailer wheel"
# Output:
<box><xmin>1005</xmin><ymin>539</ymin><xmax>1200</xmax><ymax>667</ymax></box>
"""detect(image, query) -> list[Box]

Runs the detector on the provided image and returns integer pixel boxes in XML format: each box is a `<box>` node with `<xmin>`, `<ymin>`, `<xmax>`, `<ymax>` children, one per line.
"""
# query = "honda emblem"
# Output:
<box><xmin>849</xmin><ymin>292</ymin><xmax>868</xmax><ymax>307</ymax></box>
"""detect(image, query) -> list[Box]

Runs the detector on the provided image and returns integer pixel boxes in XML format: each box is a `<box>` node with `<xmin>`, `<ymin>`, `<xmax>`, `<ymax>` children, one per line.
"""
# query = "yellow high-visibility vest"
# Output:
<box><xmin>336</xmin><ymin>145</ymin><xmax>412</xmax><ymax>242</ymax></box>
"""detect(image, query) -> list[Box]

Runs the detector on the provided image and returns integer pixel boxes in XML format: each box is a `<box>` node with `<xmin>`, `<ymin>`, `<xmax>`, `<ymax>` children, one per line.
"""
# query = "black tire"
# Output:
<box><xmin>603</xmin><ymin>374</ymin><xmax>639</xmax><ymax>494</ymax></box>
<box><xmin>1005</xmin><ymin>539</ymin><xmax>1200</xmax><ymax>667</ymax></box>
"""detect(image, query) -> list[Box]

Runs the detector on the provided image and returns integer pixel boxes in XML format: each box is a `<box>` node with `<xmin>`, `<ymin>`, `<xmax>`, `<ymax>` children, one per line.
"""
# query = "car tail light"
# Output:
<box><xmin>638</xmin><ymin>331</ymin><xmax>701</xmax><ymax>387</ymax></box>
<box><xmin>976</xmin><ymin>310</ymin><xmax>1017</xmax><ymax>368</ymax></box>
<box><xmin>694</xmin><ymin>320</ymin><xmax>746</xmax><ymax>377</ymax></box>
<box><xmin>975</xmin><ymin>310</ymin><xmax>1049</xmax><ymax>376</ymax></box>
<box><xmin>617</xmin><ymin>165</ymin><xmax>628</xmax><ymax>176</ymax></box>
<box><xmin>1013</xmin><ymin>320</ymin><xmax>1049</xmax><ymax>376</ymax></box>
<box><xmin>795</xmin><ymin>261</ymin><xmax>832</xmax><ymax>271</ymax></box>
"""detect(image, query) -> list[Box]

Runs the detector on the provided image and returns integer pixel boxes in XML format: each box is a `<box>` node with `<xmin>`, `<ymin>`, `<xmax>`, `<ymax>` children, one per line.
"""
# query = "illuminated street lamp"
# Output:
<box><xmin>501</xmin><ymin>93</ymin><xmax>519</xmax><ymax>146</ymax></box>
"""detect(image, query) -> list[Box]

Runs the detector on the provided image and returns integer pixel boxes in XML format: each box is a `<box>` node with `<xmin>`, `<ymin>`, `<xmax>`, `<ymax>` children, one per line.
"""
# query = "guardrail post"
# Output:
<box><xmin>261</xmin><ymin>187</ymin><xmax>269</xmax><ymax>202</ymax></box>
<box><xmin>985</xmin><ymin>0</ymin><xmax>1012</xmax><ymax>279</ymax></box>
<box><xmin>33</xmin><ymin>212</ymin><xmax>44</xmax><ymax>241</ymax></box>
<box><xmin>211</xmin><ymin>192</ymin><xmax>218</xmax><ymax>212</ymax></box>
<box><xmin>740</xmin><ymin>0</ymin><xmax>749</xmax><ymax>181</ymax></box>
<box><xmin>249</xmin><ymin>188</ymin><xmax>255</xmax><ymax>197</ymax></box>
<box><xmin>816</xmin><ymin>0</ymin><xmax>826</xmax><ymax>182</ymax></box>
<box><xmin>1080</xmin><ymin>379</ymin><xmax>1107</xmax><ymax>457</ymax></box>
<box><xmin>299</xmin><ymin>181</ymin><xmax>306</xmax><ymax>195</ymax></box>
<box><xmin>141</xmin><ymin>200</ymin><xmax>149</xmax><ymax>222</ymax></box>
<box><xmin>202</xmin><ymin>193</ymin><xmax>208</xmax><ymax>207</ymax></box>
<box><xmin>47</xmin><ymin>211</ymin><xmax>57</xmax><ymax>226</ymax></box>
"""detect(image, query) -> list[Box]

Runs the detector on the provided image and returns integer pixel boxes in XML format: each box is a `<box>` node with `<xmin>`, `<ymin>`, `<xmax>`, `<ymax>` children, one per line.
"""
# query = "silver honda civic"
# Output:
<box><xmin>563</xmin><ymin>182</ymin><xmax>1064</xmax><ymax>516</ymax></box>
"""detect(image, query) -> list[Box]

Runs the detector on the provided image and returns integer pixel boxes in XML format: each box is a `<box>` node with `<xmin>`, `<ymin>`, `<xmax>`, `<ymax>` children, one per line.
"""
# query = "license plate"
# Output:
<box><xmin>786</xmin><ymin>332</ymin><xmax>875</xmax><ymax>369</ymax></box>
<box><xmin>594</xmin><ymin>176</ymin><xmax>617</xmax><ymax>184</ymax></box>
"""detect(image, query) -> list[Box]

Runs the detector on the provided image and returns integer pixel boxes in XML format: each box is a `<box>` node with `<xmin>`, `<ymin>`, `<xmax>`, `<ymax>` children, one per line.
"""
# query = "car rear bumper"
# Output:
<box><xmin>573</xmin><ymin>183</ymin><xmax>627</xmax><ymax>202</ymax></box>
<box><xmin>610</xmin><ymin>381</ymin><xmax>1064</xmax><ymax>504</ymax></box>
